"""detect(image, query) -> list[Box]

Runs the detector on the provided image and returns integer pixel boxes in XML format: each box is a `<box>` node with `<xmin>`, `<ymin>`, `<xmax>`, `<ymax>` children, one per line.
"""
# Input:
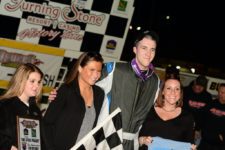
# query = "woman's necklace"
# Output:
<box><xmin>161</xmin><ymin>107</ymin><xmax>176</xmax><ymax>112</ymax></box>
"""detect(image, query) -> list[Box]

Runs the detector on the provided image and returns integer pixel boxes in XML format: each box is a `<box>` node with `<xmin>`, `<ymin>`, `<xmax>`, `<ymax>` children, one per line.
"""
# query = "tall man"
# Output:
<box><xmin>98</xmin><ymin>31</ymin><xmax>160</xmax><ymax>149</ymax></box>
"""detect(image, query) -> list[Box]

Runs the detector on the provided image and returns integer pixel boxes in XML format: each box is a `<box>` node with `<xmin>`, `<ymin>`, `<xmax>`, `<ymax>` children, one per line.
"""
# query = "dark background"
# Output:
<box><xmin>121</xmin><ymin>0</ymin><xmax>225</xmax><ymax>79</ymax></box>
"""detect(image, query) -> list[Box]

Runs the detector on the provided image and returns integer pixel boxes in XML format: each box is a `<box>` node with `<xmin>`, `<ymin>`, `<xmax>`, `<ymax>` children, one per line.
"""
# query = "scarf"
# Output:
<box><xmin>131</xmin><ymin>58</ymin><xmax>153</xmax><ymax>81</ymax></box>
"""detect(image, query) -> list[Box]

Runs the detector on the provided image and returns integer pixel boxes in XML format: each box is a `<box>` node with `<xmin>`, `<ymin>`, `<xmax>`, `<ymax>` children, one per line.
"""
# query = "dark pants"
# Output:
<box><xmin>198</xmin><ymin>140</ymin><xmax>225</xmax><ymax>150</ymax></box>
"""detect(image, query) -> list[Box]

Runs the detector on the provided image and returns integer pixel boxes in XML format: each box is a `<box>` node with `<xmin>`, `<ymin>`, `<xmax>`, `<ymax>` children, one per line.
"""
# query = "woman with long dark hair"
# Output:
<box><xmin>42</xmin><ymin>52</ymin><xmax>105</xmax><ymax>150</ymax></box>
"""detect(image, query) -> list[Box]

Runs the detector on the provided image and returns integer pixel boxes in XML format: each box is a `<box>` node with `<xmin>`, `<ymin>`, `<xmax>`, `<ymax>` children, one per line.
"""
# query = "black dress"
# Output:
<box><xmin>139</xmin><ymin>107</ymin><xmax>194</xmax><ymax>150</ymax></box>
<box><xmin>0</xmin><ymin>96</ymin><xmax>42</xmax><ymax>150</ymax></box>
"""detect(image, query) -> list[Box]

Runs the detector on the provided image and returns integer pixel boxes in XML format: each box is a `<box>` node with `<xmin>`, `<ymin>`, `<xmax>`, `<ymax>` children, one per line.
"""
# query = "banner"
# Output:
<box><xmin>0</xmin><ymin>38</ymin><xmax>65</xmax><ymax>94</ymax></box>
<box><xmin>0</xmin><ymin>0</ymin><xmax>134</xmax><ymax>60</ymax></box>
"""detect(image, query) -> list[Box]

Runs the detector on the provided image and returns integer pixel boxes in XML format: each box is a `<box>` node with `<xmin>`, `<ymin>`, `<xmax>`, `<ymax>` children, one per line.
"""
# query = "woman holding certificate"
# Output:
<box><xmin>0</xmin><ymin>63</ymin><xmax>44</xmax><ymax>150</ymax></box>
<box><xmin>139</xmin><ymin>75</ymin><xmax>197</xmax><ymax>150</ymax></box>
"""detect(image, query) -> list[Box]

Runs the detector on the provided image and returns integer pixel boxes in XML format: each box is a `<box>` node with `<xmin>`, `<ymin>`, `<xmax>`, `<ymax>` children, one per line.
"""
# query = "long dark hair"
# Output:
<box><xmin>65</xmin><ymin>52</ymin><xmax>104</xmax><ymax>84</ymax></box>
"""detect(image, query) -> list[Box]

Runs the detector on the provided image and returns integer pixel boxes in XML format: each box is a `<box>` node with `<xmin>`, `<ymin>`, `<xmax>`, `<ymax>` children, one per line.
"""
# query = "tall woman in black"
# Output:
<box><xmin>42</xmin><ymin>52</ymin><xmax>105</xmax><ymax>150</ymax></box>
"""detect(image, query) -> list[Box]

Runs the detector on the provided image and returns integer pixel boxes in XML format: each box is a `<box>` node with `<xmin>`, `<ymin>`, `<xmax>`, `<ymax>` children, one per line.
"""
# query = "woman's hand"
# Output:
<box><xmin>139</xmin><ymin>136</ymin><xmax>153</xmax><ymax>146</ymax></box>
<box><xmin>191</xmin><ymin>144</ymin><xmax>197</xmax><ymax>150</ymax></box>
<box><xmin>219</xmin><ymin>134</ymin><xmax>223</xmax><ymax>142</ymax></box>
<box><xmin>11</xmin><ymin>146</ymin><xmax>18</xmax><ymax>150</ymax></box>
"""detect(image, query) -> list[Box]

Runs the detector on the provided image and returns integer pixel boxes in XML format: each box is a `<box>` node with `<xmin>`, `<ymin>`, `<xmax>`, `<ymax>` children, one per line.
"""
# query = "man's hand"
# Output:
<box><xmin>48</xmin><ymin>88</ymin><xmax>58</xmax><ymax>102</ymax></box>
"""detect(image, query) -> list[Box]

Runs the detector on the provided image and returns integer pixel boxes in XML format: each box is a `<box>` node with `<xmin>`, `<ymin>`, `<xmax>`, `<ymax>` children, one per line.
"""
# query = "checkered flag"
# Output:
<box><xmin>70</xmin><ymin>108</ymin><xmax>123</xmax><ymax>150</ymax></box>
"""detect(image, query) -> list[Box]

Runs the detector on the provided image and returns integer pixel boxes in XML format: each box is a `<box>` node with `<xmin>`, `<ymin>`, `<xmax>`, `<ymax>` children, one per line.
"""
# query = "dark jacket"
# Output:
<box><xmin>183</xmin><ymin>85</ymin><xmax>212</xmax><ymax>130</ymax></box>
<box><xmin>201</xmin><ymin>99</ymin><xmax>225</xmax><ymax>145</ymax></box>
<box><xmin>101</xmin><ymin>62</ymin><xmax>160</xmax><ymax>149</ymax></box>
<box><xmin>0</xmin><ymin>97</ymin><xmax>42</xmax><ymax>150</ymax></box>
<box><xmin>42</xmin><ymin>80</ymin><xmax>104</xmax><ymax>150</ymax></box>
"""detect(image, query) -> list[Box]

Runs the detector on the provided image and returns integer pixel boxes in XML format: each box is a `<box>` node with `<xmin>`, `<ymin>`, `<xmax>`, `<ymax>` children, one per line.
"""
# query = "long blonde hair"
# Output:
<box><xmin>0</xmin><ymin>63</ymin><xmax>44</xmax><ymax>101</ymax></box>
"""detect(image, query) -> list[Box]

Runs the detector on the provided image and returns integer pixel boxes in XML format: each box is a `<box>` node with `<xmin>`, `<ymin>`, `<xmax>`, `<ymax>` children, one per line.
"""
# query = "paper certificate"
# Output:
<box><xmin>17</xmin><ymin>116</ymin><xmax>41</xmax><ymax>150</ymax></box>
<box><xmin>148</xmin><ymin>136</ymin><xmax>191</xmax><ymax>150</ymax></box>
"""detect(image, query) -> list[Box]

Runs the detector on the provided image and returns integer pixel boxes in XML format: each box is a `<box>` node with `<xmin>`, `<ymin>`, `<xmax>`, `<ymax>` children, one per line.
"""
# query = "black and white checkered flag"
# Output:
<box><xmin>70</xmin><ymin>108</ymin><xmax>123</xmax><ymax>150</ymax></box>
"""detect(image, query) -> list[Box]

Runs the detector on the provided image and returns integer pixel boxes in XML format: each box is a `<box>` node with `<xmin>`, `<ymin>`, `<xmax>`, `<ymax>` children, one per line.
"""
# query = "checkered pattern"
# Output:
<box><xmin>0</xmin><ymin>0</ymin><xmax>134</xmax><ymax>60</ymax></box>
<box><xmin>71</xmin><ymin>108</ymin><xmax>123</xmax><ymax>150</ymax></box>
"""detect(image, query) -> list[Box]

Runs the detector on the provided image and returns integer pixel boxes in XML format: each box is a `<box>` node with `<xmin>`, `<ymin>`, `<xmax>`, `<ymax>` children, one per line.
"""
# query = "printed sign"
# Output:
<box><xmin>17</xmin><ymin>116</ymin><xmax>41</xmax><ymax>150</ymax></box>
<box><xmin>0</xmin><ymin>0</ymin><xmax>134</xmax><ymax>60</ymax></box>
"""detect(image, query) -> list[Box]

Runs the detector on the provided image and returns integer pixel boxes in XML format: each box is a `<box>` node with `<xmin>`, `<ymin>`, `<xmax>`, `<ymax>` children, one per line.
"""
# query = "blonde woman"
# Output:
<box><xmin>0</xmin><ymin>63</ymin><xmax>44</xmax><ymax>150</ymax></box>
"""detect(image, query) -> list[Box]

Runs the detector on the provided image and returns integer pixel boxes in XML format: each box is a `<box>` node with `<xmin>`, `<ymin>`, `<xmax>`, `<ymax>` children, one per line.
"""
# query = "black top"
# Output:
<box><xmin>42</xmin><ymin>80</ymin><xmax>104</xmax><ymax>150</ymax></box>
<box><xmin>183</xmin><ymin>85</ymin><xmax>212</xmax><ymax>130</ymax></box>
<box><xmin>0</xmin><ymin>96</ymin><xmax>42</xmax><ymax>150</ymax></box>
<box><xmin>139</xmin><ymin>107</ymin><xmax>194</xmax><ymax>149</ymax></box>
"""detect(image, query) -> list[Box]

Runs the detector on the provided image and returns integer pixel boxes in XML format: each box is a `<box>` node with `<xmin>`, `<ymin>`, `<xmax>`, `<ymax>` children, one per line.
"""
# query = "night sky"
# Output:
<box><xmin>121</xmin><ymin>0</ymin><xmax>225</xmax><ymax>77</ymax></box>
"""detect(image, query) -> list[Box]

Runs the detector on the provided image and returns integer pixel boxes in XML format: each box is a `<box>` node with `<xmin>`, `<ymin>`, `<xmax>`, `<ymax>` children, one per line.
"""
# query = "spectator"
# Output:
<box><xmin>165</xmin><ymin>65</ymin><xmax>180</xmax><ymax>80</ymax></box>
<box><xmin>183</xmin><ymin>75</ymin><xmax>212</xmax><ymax>145</ymax></box>
<box><xmin>198</xmin><ymin>83</ymin><xmax>225</xmax><ymax>150</ymax></box>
